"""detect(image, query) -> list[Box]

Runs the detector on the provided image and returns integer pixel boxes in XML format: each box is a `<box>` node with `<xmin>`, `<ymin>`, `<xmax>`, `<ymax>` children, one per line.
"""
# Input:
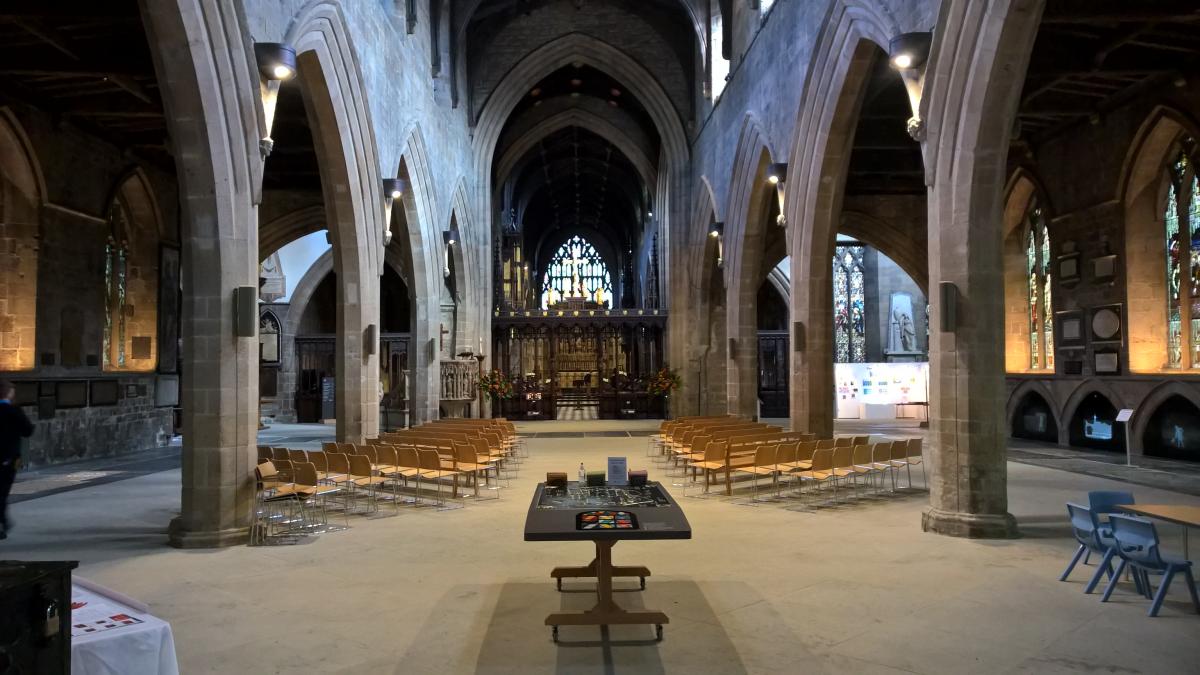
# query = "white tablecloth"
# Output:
<box><xmin>71</xmin><ymin>580</ymin><xmax>179</xmax><ymax>675</ymax></box>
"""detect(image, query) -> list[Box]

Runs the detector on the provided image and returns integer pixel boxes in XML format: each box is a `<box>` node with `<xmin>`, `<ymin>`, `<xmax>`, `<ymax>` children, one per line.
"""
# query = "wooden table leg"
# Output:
<box><xmin>545</xmin><ymin>541</ymin><xmax>668</xmax><ymax>641</ymax></box>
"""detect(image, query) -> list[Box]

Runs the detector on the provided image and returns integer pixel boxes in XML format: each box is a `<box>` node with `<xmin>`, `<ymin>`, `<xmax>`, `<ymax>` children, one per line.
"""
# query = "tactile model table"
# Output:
<box><xmin>523</xmin><ymin>481</ymin><xmax>692</xmax><ymax>642</ymax></box>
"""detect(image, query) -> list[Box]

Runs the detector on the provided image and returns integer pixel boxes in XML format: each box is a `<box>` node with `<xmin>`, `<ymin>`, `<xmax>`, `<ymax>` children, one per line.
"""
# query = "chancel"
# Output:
<box><xmin>1</xmin><ymin>1</ymin><xmax>1198</xmax><ymax>673</ymax></box>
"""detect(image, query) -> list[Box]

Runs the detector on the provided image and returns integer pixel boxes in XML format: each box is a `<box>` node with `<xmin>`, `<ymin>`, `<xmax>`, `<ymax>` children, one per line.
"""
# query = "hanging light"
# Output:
<box><xmin>888</xmin><ymin>32</ymin><xmax>932</xmax><ymax>71</ymax></box>
<box><xmin>383</xmin><ymin>178</ymin><xmax>407</xmax><ymax>200</ymax></box>
<box><xmin>443</xmin><ymin>228</ymin><xmax>460</xmax><ymax>246</ymax></box>
<box><xmin>709</xmin><ymin>221</ymin><xmax>724</xmax><ymax>238</ymax></box>
<box><xmin>766</xmin><ymin>163</ymin><xmax>788</xmax><ymax>185</ymax></box>
<box><xmin>254</xmin><ymin>43</ymin><xmax>297</xmax><ymax>81</ymax></box>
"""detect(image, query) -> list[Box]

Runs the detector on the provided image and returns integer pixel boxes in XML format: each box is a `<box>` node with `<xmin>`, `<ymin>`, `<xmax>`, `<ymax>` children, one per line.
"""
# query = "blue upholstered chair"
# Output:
<box><xmin>1062</xmin><ymin>503</ymin><xmax>1118</xmax><ymax>593</ymax></box>
<box><xmin>1101</xmin><ymin>514</ymin><xmax>1200</xmax><ymax>616</ymax></box>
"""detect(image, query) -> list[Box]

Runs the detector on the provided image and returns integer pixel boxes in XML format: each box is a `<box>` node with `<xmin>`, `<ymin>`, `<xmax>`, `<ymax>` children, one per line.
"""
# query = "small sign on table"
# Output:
<box><xmin>607</xmin><ymin>456</ymin><xmax>628</xmax><ymax>486</ymax></box>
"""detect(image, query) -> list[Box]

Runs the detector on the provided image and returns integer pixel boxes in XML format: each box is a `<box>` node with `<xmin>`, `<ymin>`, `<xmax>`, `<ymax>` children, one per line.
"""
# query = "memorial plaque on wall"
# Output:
<box><xmin>158</xmin><ymin>245</ymin><xmax>181</xmax><ymax>373</ymax></box>
<box><xmin>90</xmin><ymin>380</ymin><xmax>119</xmax><ymax>406</ymax></box>
<box><xmin>56</xmin><ymin>381</ymin><xmax>88</xmax><ymax>408</ymax></box>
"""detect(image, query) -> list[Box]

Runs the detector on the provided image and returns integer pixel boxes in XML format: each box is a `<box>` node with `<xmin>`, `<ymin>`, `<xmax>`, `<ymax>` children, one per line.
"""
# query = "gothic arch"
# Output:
<box><xmin>0</xmin><ymin>108</ymin><xmax>44</xmax><ymax>371</ymax></box>
<box><xmin>725</xmin><ymin>112</ymin><xmax>777</xmax><ymax>417</ymax></box>
<box><xmin>1060</xmin><ymin>378</ymin><xmax>1126</xmax><ymax>438</ymax></box>
<box><xmin>494</xmin><ymin>109</ymin><xmax>658</xmax><ymax>196</ymax></box>
<box><xmin>838</xmin><ymin>210</ymin><xmax>928</xmax><ymax>294</ymax></box>
<box><xmin>1005</xmin><ymin>378</ymin><xmax>1060</xmax><ymax>443</ymax></box>
<box><xmin>1001</xmin><ymin>167</ymin><xmax>1053</xmax><ymax>373</ymax></box>
<box><xmin>1129</xmin><ymin>380</ymin><xmax>1200</xmax><ymax>455</ymax></box>
<box><xmin>782</xmin><ymin>1</ymin><xmax>891</xmax><ymax>436</ymax></box>
<box><xmin>392</xmin><ymin>127</ymin><xmax>442</xmax><ymax>423</ymax></box>
<box><xmin>473</xmin><ymin>34</ymin><xmax>690</xmax><ymax>323</ymax></box>
<box><xmin>284</xmin><ymin>249</ymin><xmax>335</xmax><ymax>342</ymax></box>
<box><xmin>102</xmin><ymin>169</ymin><xmax>164</xmax><ymax>372</ymax></box>
<box><xmin>284</xmin><ymin>1</ymin><xmax>386</xmax><ymax>441</ymax></box>
<box><xmin>1119</xmin><ymin>106</ymin><xmax>1200</xmax><ymax>373</ymax></box>
<box><xmin>259</xmin><ymin>205</ymin><xmax>327</xmax><ymax>262</ymax></box>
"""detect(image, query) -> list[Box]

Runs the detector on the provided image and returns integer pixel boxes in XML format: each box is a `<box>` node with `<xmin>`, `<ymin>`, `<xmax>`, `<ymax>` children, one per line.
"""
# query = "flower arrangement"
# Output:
<box><xmin>478</xmin><ymin>369</ymin><xmax>515</xmax><ymax>399</ymax></box>
<box><xmin>646</xmin><ymin>367</ymin><xmax>681</xmax><ymax>397</ymax></box>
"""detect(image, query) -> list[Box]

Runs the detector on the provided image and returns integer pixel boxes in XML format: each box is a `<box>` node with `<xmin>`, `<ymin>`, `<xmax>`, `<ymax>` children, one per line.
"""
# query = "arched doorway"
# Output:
<box><xmin>1068</xmin><ymin>391</ymin><xmax>1124</xmax><ymax>452</ymax></box>
<box><xmin>1011</xmin><ymin>391</ymin><xmax>1058</xmax><ymax>443</ymax></box>
<box><xmin>1142</xmin><ymin>395</ymin><xmax>1200</xmax><ymax>462</ymax></box>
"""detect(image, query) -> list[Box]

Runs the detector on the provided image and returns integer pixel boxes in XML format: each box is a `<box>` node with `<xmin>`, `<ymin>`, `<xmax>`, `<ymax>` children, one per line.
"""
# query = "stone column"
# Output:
<box><xmin>920</xmin><ymin>0</ymin><xmax>1043</xmax><ymax>538</ymax></box>
<box><xmin>142</xmin><ymin>0</ymin><xmax>263</xmax><ymax>548</ymax></box>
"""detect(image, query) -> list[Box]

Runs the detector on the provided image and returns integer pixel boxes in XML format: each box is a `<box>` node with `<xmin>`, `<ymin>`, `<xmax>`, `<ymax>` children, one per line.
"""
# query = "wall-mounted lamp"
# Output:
<box><xmin>443</xmin><ymin>228</ymin><xmax>460</xmax><ymax>246</ymax></box>
<box><xmin>383</xmin><ymin>178</ymin><xmax>407</xmax><ymax>200</ymax></box>
<box><xmin>888</xmin><ymin>32</ymin><xmax>931</xmax><ymax>71</ymax></box>
<box><xmin>766</xmin><ymin>163</ymin><xmax>788</xmax><ymax>185</ymax></box>
<box><xmin>647</xmin><ymin>210</ymin><xmax>654</xmax><ymax>217</ymax></box>
<box><xmin>709</xmin><ymin>221</ymin><xmax>724</xmax><ymax>238</ymax></box>
<box><xmin>254</xmin><ymin>42</ymin><xmax>297</xmax><ymax>81</ymax></box>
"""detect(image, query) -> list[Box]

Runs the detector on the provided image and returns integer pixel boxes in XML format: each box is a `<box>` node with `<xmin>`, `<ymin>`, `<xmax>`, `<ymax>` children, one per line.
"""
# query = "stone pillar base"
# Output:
<box><xmin>922</xmin><ymin>507</ymin><xmax>1018</xmax><ymax>539</ymax></box>
<box><xmin>167</xmin><ymin>517</ymin><xmax>250</xmax><ymax>548</ymax></box>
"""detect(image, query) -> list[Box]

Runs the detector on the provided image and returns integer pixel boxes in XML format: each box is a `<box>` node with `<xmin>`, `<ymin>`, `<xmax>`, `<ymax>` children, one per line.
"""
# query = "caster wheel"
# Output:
<box><xmin>655</xmin><ymin>625</ymin><xmax>663</xmax><ymax>641</ymax></box>
<box><xmin>551</xmin><ymin>626</ymin><xmax>559</xmax><ymax>643</ymax></box>
<box><xmin>639</xmin><ymin>577</ymin><xmax>646</xmax><ymax>590</ymax></box>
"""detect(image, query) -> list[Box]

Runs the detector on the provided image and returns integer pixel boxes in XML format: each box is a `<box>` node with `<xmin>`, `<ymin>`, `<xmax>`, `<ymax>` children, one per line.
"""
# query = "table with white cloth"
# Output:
<box><xmin>71</xmin><ymin>578</ymin><xmax>179</xmax><ymax>675</ymax></box>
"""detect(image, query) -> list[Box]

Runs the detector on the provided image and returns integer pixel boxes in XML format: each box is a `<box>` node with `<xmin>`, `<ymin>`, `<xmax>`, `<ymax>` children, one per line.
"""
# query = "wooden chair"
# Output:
<box><xmin>733</xmin><ymin>444</ymin><xmax>779</xmax><ymax>502</ymax></box>
<box><xmin>417</xmin><ymin>448</ymin><xmax>462</xmax><ymax>506</ymax></box>
<box><xmin>294</xmin><ymin>461</ymin><xmax>347</xmax><ymax>530</ymax></box>
<box><xmin>272</xmin><ymin>447</ymin><xmax>290</xmax><ymax>462</ymax></box>
<box><xmin>905</xmin><ymin>438</ymin><xmax>925</xmax><ymax>489</ymax></box>
<box><xmin>850</xmin><ymin>445</ymin><xmax>881</xmax><ymax>494</ymax></box>
<box><xmin>347</xmin><ymin>454</ymin><xmax>390</xmax><ymax>513</ymax></box>
<box><xmin>830</xmin><ymin>446</ymin><xmax>858</xmax><ymax>501</ymax></box>
<box><xmin>797</xmin><ymin>447</ymin><xmax>838</xmax><ymax>505</ymax></box>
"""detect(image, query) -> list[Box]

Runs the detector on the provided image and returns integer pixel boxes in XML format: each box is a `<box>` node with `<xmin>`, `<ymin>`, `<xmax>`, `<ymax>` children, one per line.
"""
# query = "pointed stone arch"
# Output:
<box><xmin>102</xmin><ymin>168</ymin><xmax>164</xmax><ymax>372</ymax></box>
<box><xmin>0</xmin><ymin>108</ymin><xmax>45</xmax><ymax>372</ymax></box>
<box><xmin>1001</xmin><ymin>167</ymin><xmax>1054</xmax><ymax>374</ymax></box>
<box><xmin>393</xmin><ymin>126</ymin><xmax>442</xmax><ymax>423</ymax></box>
<box><xmin>1118</xmin><ymin>106</ymin><xmax>1200</xmax><ymax>373</ymax></box>
<box><xmin>725</xmin><ymin>112</ymin><xmax>778</xmax><ymax>417</ymax></box>
<box><xmin>1060</xmin><ymin>378</ymin><xmax>1126</xmax><ymax>443</ymax></box>
<box><xmin>1129</xmin><ymin>380</ymin><xmax>1200</xmax><ymax>456</ymax></box>
<box><xmin>283</xmin><ymin>0</ymin><xmax>386</xmax><ymax>442</ymax></box>
<box><xmin>782</xmin><ymin>1</ymin><xmax>892</xmax><ymax>437</ymax></box>
<box><xmin>259</xmin><ymin>205</ymin><xmax>327</xmax><ymax>262</ymax></box>
<box><xmin>1005</xmin><ymin>378</ymin><xmax>1060</xmax><ymax>443</ymax></box>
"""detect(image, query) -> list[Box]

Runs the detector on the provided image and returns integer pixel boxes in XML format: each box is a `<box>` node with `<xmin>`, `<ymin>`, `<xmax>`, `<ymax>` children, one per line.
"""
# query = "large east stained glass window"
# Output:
<box><xmin>833</xmin><ymin>244</ymin><xmax>866</xmax><ymax>363</ymax></box>
<box><xmin>1164</xmin><ymin>140</ymin><xmax>1200</xmax><ymax>368</ymax></box>
<box><xmin>540</xmin><ymin>236</ymin><xmax>613</xmax><ymax>309</ymax></box>
<box><xmin>1024</xmin><ymin>204</ymin><xmax>1053</xmax><ymax>370</ymax></box>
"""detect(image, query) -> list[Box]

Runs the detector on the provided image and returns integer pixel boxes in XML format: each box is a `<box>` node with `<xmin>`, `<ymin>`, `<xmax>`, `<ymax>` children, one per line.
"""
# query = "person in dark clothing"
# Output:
<box><xmin>0</xmin><ymin>380</ymin><xmax>34</xmax><ymax>539</ymax></box>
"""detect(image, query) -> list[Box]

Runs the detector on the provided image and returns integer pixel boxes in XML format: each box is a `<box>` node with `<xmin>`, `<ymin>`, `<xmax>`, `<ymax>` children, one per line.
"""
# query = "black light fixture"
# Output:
<box><xmin>766</xmin><ymin>163</ymin><xmax>788</xmax><ymax>185</ymax></box>
<box><xmin>383</xmin><ymin>178</ymin><xmax>407</xmax><ymax>200</ymax></box>
<box><xmin>709</xmin><ymin>221</ymin><xmax>724</xmax><ymax>238</ymax></box>
<box><xmin>254</xmin><ymin>42</ymin><xmax>297</xmax><ymax>81</ymax></box>
<box><xmin>888</xmin><ymin>32</ymin><xmax>932</xmax><ymax>70</ymax></box>
<box><xmin>443</xmin><ymin>228</ymin><xmax>460</xmax><ymax>246</ymax></box>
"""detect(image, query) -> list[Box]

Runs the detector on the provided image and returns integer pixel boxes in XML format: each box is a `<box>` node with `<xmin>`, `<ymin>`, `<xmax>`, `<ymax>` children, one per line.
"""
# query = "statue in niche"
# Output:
<box><xmin>888</xmin><ymin>292</ymin><xmax>917</xmax><ymax>354</ymax></box>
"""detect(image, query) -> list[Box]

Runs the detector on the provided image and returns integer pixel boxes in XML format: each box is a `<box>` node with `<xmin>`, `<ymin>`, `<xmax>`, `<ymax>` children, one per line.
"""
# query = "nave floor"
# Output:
<box><xmin>3</xmin><ymin>420</ymin><xmax>1198</xmax><ymax>674</ymax></box>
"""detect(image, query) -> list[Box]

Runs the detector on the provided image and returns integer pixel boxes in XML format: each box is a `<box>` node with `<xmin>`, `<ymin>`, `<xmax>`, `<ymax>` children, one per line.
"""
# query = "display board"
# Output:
<box><xmin>835</xmin><ymin>362</ymin><xmax>928</xmax><ymax>419</ymax></box>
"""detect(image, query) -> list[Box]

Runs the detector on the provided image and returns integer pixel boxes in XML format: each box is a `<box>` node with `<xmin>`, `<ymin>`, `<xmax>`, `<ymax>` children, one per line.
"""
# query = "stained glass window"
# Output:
<box><xmin>540</xmin><ymin>236</ymin><xmax>613</xmax><ymax>309</ymax></box>
<box><xmin>1165</xmin><ymin>142</ymin><xmax>1200</xmax><ymax>368</ymax></box>
<box><xmin>103</xmin><ymin>200</ymin><xmax>130</xmax><ymax>370</ymax></box>
<box><xmin>833</xmin><ymin>244</ymin><xmax>866</xmax><ymax>363</ymax></box>
<box><xmin>1023</xmin><ymin>205</ymin><xmax>1053</xmax><ymax>370</ymax></box>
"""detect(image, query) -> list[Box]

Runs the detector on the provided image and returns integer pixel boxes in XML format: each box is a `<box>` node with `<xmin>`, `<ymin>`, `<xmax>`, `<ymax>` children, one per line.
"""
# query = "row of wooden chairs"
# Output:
<box><xmin>682</xmin><ymin>438</ymin><xmax>925</xmax><ymax>504</ymax></box>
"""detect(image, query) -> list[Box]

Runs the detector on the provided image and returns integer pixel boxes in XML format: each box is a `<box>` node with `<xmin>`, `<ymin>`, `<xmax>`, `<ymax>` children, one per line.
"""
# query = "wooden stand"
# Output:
<box><xmin>545</xmin><ymin>540</ymin><xmax>667</xmax><ymax>641</ymax></box>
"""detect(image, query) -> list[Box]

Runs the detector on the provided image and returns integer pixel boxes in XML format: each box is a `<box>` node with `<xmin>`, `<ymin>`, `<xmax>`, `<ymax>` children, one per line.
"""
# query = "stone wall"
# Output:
<box><xmin>14</xmin><ymin>374</ymin><xmax>173</xmax><ymax>468</ymax></box>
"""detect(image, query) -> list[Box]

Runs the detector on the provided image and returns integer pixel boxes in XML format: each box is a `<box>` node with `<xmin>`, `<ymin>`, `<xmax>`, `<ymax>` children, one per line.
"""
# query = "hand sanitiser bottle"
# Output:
<box><xmin>578</xmin><ymin>462</ymin><xmax>586</xmax><ymax>485</ymax></box>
